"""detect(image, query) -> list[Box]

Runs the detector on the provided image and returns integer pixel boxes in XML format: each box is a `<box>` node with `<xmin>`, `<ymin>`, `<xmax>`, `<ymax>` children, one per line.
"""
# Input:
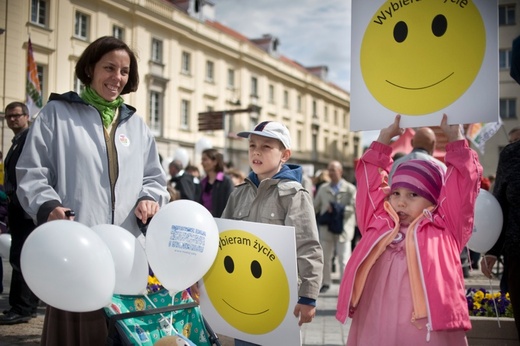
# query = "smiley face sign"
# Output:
<box><xmin>199</xmin><ymin>219</ymin><xmax>300</xmax><ymax>345</ymax></box>
<box><xmin>203</xmin><ymin>229</ymin><xmax>289</xmax><ymax>334</ymax></box>
<box><xmin>362</xmin><ymin>0</ymin><xmax>485</xmax><ymax>115</ymax></box>
<box><xmin>350</xmin><ymin>0</ymin><xmax>498</xmax><ymax>131</ymax></box>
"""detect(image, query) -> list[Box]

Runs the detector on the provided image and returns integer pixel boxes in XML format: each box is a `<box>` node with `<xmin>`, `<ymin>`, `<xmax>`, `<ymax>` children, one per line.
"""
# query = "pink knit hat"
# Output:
<box><xmin>391</xmin><ymin>160</ymin><xmax>444</xmax><ymax>204</ymax></box>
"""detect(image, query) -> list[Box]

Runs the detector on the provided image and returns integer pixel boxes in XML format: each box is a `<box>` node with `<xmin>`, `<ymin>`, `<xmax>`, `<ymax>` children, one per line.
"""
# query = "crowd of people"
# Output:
<box><xmin>0</xmin><ymin>33</ymin><xmax>519</xmax><ymax>346</ymax></box>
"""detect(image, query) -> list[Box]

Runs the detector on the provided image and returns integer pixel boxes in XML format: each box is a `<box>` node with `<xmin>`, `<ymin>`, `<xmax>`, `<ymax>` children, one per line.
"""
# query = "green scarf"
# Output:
<box><xmin>80</xmin><ymin>87</ymin><xmax>124</xmax><ymax>128</ymax></box>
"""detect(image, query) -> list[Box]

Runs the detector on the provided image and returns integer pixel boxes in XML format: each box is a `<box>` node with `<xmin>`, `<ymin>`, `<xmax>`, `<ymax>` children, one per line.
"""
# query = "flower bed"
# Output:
<box><xmin>466</xmin><ymin>287</ymin><xmax>513</xmax><ymax>318</ymax></box>
<box><xmin>466</xmin><ymin>288</ymin><xmax>519</xmax><ymax>345</ymax></box>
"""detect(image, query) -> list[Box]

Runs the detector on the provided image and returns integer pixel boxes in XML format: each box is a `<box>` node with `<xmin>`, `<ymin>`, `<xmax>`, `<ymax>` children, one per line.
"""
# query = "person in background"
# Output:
<box><xmin>185</xmin><ymin>164</ymin><xmax>201</xmax><ymax>199</ymax></box>
<box><xmin>337</xmin><ymin>114</ymin><xmax>481</xmax><ymax>345</ymax></box>
<box><xmin>221</xmin><ymin>120</ymin><xmax>323</xmax><ymax>346</ymax></box>
<box><xmin>0</xmin><ymin>102</ymin><xmax>40</xmax><ymax>325</ymax></box>
<box><xmin>314</xmin><ymin>161</ymin><xmax>357</xmax><ymax>294</ymax></box>
<box><xmin>389</xmin><ymin>126</ymin><xmax>447</xmax><ymax>182</ymax></box>
<box><xmin>312</xmin><ymin>169</ymin><xmax>330</xmax><ymax>198</ymax></box>
<box><xmin>15</xmin><ymin>36</ymin><xmax>169</xmax><ymax>345</ymax></box>
<box><xmin>198</xmin><ymin>148</ymin><xmax>234</xmax><ymax>217</ymax></box>
<box><xmin>169</xmin><ymin>159</ymin><xmax>197</xmax><ymax>201</ymax></box>
<box><xmin>481</xmin><ymin>125</ymin><xmax>520</xmax><ymax>318</ymax></box>
<box><xmin>226</xmin><ymin>167</ymin><xmax>246</xmax><ymax>186</ymax></box>
<box><xmin>508</xmin><ymin>127</ymin><xmax>520</xmax><ymax>144</ymax></box>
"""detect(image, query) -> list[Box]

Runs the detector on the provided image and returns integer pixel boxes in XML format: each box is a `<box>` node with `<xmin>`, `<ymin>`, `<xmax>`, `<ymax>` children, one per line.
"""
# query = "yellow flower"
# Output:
<box><xmin>474</xmin><ymin>290</ymin><xmax>484</xmax><ymax>302</ymax></box>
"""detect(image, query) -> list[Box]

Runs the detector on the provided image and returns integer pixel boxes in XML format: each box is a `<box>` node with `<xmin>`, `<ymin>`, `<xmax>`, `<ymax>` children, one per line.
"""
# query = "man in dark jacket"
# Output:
<box><xmin>169</xmin><ymin>159</ymin><xmax>198</xmax><ymax>201</ymax></box>
<box><xmin>0</xmin><ymin>102</ymin><xmax>39</xmax><ymax>325</ymax></box>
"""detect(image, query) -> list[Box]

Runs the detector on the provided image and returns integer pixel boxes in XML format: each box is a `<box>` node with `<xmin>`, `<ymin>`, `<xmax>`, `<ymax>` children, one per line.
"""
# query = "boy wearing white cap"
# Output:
<box><xmin>221</xmin><ymin>121</ymin><xmax>324</xmax><ymax>345</ymax></box>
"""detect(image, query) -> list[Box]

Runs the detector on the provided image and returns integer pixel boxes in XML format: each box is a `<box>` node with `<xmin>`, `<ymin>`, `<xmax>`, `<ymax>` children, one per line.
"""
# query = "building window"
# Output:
<box><xmin>30</xmin><ymin>0</ymin><xmax>47</xmax><ymax>26</ymax></box>
<box><xmin>36</xmin><ymin>64</ymin><xmax>45</xmax><ymax>103</ymax></box>
<box><xmin>206</xmin><ymin>60</ymin><xmax>214</xmax><ymax>82</ymax></box>
<box><xmin>227</xmin><ymin>69</ymin><xmax>235</xmax><ymax>89</ymax></box>
<box><xmin>181</xmin><ymin>99</ymin><xmax>190</xmax><ymax>129</ymax></box>
<box><xmin>500</xmin><ymin>49</ymin><xmax>513</xmax><ymax>70</ymax></box>
<box><xmin>149</xmin><ymin>91</ymin><xmax>162</xmax><ymax>134</ymax></box>
<box><xmin>151</xmin><ymin>39</ymin><xmax>163</xmax><ymax>63</ymax></box>
<box><xmin>112</xmin><ymin>25</ymin><xmax>125</xmax><ymax>41</ymax></box>
<box><xmin>283</xmin><ymin>90</ymin><xmax>289</xmax><ymax>108</ymax></box>
<box><xmin>268</xmin><ymin>84</ymin><xmax>275</xmax><ymax>104</ymax></box>
<box><xmin>312</xmin><ymin>100</ymin><xmax>317</xmax><ymax>118</ymax></box>
<box><xmin>324</xmin><ymin>106</ymin><xmax>329</xmax><ymax>122</ymax></box>
<box><xmin>499</xmin><ymin>4</ymin><xmax>516</xmax><ymax>26</ymax></box>
<box><xmin>181</xmin><ymin>52</ymin><xmax>191</xmax><ymax>74</ymax></box>
<box><xmin>500</xmin><ymin>98</ymin><xmax>517</xmax><ymax>119</ymax></box>
<box><xmin>251</xmin><ymin>77</ymin><xmax>258</xmax><ymax>97</ymax></box>
<box><xmin>297</xmin><ymin>95</ymin><xmax>302</xmax><ymax>112</ymax></box>
<box><xmin>334</xmin><ymin>109</ymin><xmax>338</xmax><ymax>125</ymax></box>
<box><xmin>74</xmin><ymin>11</ymin><xmax>89</xmax><ymax>40</ymax></box>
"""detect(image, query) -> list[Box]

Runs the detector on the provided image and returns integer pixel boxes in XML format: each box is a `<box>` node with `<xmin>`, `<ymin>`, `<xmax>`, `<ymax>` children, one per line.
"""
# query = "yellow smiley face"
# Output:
<box><xmin>361</xmin><ymin>0</ymin><xmax>485</xmax><ymax>115</ymax></box>
<box><xmin>202</xmin><ymin>230</ymin><xmax>289</xmax><ymax>334</ymax></box>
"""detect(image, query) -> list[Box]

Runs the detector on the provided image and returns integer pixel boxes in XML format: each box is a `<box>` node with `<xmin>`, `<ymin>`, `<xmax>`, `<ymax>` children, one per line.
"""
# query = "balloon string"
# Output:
<box><xmin>143</xmin><ymin>293</ymin><xmax>180</xmax><ymax>336</ymax></box>
<box><xmin>120</xmin><ymin>321</ymin><xmax>143</xmax><ymax>345</ymax></box>
<box><xmin>483</xmin><ymin>257</ymin><xmax>501</xmax><ymax>328</ymax></box>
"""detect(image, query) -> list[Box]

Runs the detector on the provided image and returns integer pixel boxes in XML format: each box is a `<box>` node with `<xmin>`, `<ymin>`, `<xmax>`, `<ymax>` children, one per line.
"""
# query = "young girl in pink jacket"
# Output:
<box><xmin>337</xmin><ymin>115</ymin><xmax>482</xmax><ymax>345</ymax></box>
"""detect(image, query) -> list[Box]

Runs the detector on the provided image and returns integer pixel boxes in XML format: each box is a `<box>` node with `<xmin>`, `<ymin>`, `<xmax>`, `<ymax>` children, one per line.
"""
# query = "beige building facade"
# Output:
<box><xmin>0</xmin><ymin>0</ymin><xmax>358</xmax><ymax>179</ymax></box>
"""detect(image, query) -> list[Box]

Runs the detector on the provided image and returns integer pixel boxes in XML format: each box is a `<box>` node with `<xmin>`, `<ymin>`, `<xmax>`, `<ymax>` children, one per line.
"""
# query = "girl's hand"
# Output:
<box><xmin>377</xmin><ymin>115</ymin><xmax>404</xmax><ymax>145</ymax></box>
<box><xmin>440</xmin><ymin>114</ymin><xmax>464</xmax><ymax>142</ymax></box>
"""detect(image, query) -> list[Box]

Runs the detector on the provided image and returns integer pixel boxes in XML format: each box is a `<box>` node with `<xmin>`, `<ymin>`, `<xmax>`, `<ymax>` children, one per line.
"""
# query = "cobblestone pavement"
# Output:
<box><xmin>0</xmin><ymin>257</ymin><xmax>500</xmax><ymax>346</ymax></box>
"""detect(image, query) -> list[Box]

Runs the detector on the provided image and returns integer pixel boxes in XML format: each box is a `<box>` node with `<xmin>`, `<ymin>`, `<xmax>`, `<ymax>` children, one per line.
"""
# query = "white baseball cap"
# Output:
<box><xmin>237</xmin><ymin>121</ymin><xmax>291</xmax><ymax>149</ymax></box>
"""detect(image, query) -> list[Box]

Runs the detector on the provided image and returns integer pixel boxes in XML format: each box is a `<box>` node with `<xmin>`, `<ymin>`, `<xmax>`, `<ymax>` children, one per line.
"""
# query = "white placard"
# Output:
<box><xmin>350</xmin><ymin>0</ymin><xmax>499</xmax><ymax>131</ymax></box>
<box><xmin>199</xmin><ymin>218</ymin><xmax>301</xmax><ymax>345</ymax></box>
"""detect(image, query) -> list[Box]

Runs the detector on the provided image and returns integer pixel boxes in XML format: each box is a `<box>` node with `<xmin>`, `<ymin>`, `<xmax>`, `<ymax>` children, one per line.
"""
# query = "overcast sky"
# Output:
<box><xmin>212</xmin><ymin>0</ymin><xmax>352</xmax><ymax>91</ymax></box>
<box><xmin>212</xmin><ymin>0</ymin><xmax>378</xmax><ymax>146</ymax></box>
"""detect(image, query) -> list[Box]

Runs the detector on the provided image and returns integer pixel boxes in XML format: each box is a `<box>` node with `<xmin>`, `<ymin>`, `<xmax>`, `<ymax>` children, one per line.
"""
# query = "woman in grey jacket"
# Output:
<box><xmin>15</xmin><ymin>36</ymin><xmax>169</xmax><ymax>345</ymax></box>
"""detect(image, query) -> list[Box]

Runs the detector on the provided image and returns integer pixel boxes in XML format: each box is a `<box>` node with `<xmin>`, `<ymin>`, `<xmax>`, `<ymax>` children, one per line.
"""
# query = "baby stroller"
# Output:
<box><xmin>105</xmin><ymin>288</ymin><xmax>221</xmax><ymax>346</ymax></box>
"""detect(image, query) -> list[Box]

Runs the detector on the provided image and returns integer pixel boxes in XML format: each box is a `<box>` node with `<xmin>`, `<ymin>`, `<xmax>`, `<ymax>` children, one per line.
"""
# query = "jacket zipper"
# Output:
<box><xmin>407</xmin><ymin>210</ymin><xmax>434</xmax><ymax>342</ymax></box>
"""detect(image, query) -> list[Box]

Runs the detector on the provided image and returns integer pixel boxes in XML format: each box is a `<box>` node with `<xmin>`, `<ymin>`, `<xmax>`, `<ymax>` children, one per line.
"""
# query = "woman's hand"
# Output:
<box><xmin>48</xmin><ymin>207</ymin><xmax>75</xmax><ymax>222</ymax></box>
<box><xmin>440</xmin><ymin>114</ymin><xmax>464</xmax><ymax>142</ymax></box>
<box><xmin>134</xmin><ymin>200</ymin><xmax>160</xmax><ymax>224</ymax></box>
<box><xmin>377</xmin><ymin>115</ymin><xmax>404</xmax><ymax>145</ymax></box>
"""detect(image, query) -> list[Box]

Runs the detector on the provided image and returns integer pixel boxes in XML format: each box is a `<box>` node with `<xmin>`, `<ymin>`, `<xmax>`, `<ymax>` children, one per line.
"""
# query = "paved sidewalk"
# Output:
<box><xmin>0</xmin><ymin>257</ymin><xmax>501</xmax><ymax>346</ymax></box>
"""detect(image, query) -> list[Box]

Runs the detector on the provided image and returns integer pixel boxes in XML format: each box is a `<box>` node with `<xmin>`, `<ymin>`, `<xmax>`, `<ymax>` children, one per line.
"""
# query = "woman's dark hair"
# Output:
<box><xmin>75</xmin><ymin>36</ymin><xmax>139</xmax><ymax>95</ymax></box>
<box><xmin>202</xmin><ymin>148</ymin><xmax>225</xmax><ymax>173</ymax></box>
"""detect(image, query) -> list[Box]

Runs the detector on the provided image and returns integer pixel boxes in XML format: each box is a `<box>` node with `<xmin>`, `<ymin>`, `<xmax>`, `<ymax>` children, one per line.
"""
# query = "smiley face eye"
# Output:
<box><xmin>224</xmin><ymin>255</ymin><xmax>234</xmax><ymax>273</ymax></box>
<box><xmin>393</xmin><ymin>21</ymin><xmax>408</xmax><ymax>43</ymax></box>
<box><xmin>432</xmin><ymin>14</ymin><xmax>448</xmax><ymax>37</ymax></box>
<box><xmin>251</xmin><ymin>260</ymin><xmax>262</xmax><ymax>279</ymax></box>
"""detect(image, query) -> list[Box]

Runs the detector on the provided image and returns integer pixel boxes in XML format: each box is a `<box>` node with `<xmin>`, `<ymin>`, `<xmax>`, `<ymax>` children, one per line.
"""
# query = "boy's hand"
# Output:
<box><xmin>376</xmin><ymin>115</ymin><xmax>404</xmax><ymax>145</ymax></box>
<box><xmin>293</xmin><ymin>303</ymin><xmax>316</xmax><ymax>326</ymax></box>
<box><xmin>440</xmin><ymin>114</ymin><xmax>465</xmax><ymax>142</ymax></box>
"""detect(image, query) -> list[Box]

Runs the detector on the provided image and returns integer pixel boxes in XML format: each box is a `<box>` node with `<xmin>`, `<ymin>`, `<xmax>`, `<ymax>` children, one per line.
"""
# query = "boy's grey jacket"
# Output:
<box><xmin>16</xmin><ymin>91</ymin><xmax>169</xmax><ymax>236</ymax></box>
<box><xmin>222</xmin><ymin>164</ymin><xmax>324</xmax><ymax>300</ymax></box>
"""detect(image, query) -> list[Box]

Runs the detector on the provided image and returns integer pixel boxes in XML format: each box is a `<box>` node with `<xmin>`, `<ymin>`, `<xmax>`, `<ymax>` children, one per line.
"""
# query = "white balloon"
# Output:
<box><xmin>0</xmin><ymin>233</ymin><xmax>11</xmax><ymax>258</ymax></box>
<box><xmin>91</xmin><ymin>224</ymin><xmax>149</xmax><ymax>295</ymax></box>
<box><xmin>174</xmin><ymin>148</ymin><xmax>190</xmax><ymax>168</ymax></box>
<box><xmin>146</xmin><ymin>200</ymin><xmax>219</xmax><ymax>294</ymax></box>
<box><xmin>468</xmin><ymin>190</ymin><xmax>503</xmax><ymax>253</ymax></box>
<box><xmin>195</xmin><ymin>137</ymin><xmax>213</xmax><ymax>155</ymax></box>
<box><xmin>21</xmin><ymin>220</ymin><xmax>116</xmax><ymax>312</ymax></box>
